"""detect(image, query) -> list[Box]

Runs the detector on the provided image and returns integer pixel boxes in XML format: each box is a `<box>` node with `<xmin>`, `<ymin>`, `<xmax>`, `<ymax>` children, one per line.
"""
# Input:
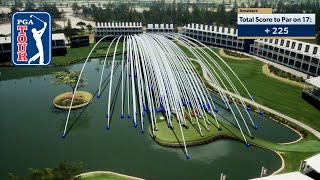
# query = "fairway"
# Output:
<box><xmin>183</xmin><ymin>46</ymin><xmax>320</xmax><ymax>131</ymax></box>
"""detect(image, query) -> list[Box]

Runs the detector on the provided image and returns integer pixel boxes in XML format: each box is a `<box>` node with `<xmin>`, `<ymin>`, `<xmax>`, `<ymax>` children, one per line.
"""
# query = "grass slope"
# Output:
<box><xmin>180</xmin><ymin>45</ymin><xmax>320</xmax><ymax>131</ymax></box>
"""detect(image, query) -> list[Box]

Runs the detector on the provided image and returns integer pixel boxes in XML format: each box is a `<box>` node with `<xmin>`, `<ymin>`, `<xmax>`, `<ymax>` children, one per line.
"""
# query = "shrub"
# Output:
<box><xmin>224</xmin><ymin>49</ymin><xmax>250</xmax><ymax>58</ymax></box>
<box><xmin>56</xmin><ymin>97</ymin><xmax>87</xmax><ymax>106</ymax></box>
<box><xmin>268</xmin><ymin>65</ymin><xmax>305</xmax><ymax>83</ymax></box>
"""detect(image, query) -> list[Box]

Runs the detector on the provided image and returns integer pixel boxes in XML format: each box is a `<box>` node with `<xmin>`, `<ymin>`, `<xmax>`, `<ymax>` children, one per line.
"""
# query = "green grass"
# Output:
<box><xmin>79</xmin><ymin>173</ymin><xmax>133</xmax><ymax>180</ymax></box>
<box><xmin>52</xmin><ymin>42</ymin><xmax>123</xmax><ymax>65</ymax></box>
<box><xmin>181</xmin><ymin>46</ymin><xmax>320</xmax><ymax>131</ymax></box>
<box><xmin>154</xmin><ymin>114</ymin><xmax>320</xmax><ymax>173</ymax></box>
<box><xmin>295</xmin><ymin>39</ymin><xmax>318</xmax><ymax>44</ymax></box>
<box><xmin>280</xmin><ymin>151</ymin><xmax>319</xmax><ymax>173</ymax></box>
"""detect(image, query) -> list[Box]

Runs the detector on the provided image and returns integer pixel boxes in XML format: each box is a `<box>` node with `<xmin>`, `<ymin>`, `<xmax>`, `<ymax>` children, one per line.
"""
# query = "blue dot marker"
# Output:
<box><xmin>183</xmin><ymin>103</ymin><xmax>187</xmax><ymax>107</ymax></box>
<box><xmin>188</xmin><ymin>101</ymin><xmax>191</xmax><ymax>104</ymax></box>
<box><xmin>144</xmin><ymin>107</ymin><xmax>147</xmax><ymax>111</ymax></box>
<box><xmin>254</xmin><ymin>125</ymin><xmax>258</xmax><ymax>129</ymax></box>
<box><xmin>121</xmin><ymin>114</ymin><xmax>124</xmax><ymax>118</ymax></box>
<box><xmin>168</xmin><ymin>124</ymin><xmax>172</xmax><ymax>128</ymax></box>
<box><xmin>259</xmin><ymin>111</ymin><xmax>264</xmax><ymax>115</ymax></box>
<box><xmin>106</xmin><ymin>125</ymin><xmax>110</xmax><ymax>130</ymax></box>
<box><xmin>128</xmin><ymin>114</ymin><xmax>131</xmax><ymax>118</ymax></box>
<box><xmin>134</xmin><ymin>123</ymin><xmax>137</xmax><ymax>128</ymax></box>
<box><xmin>214</xmin><ymin>109</ymin><xmax>219</xmax><ymax>113</ymax></box>
<box><xmin>142</xmin><ymin>113</ymin><xmax>145</xmax><ymax>117</ymax></box>
<box><xmin>141</xmin><ymin>129</ymin><xmax>145</xmax><ymax>133</ymax></box>
<box><xmin>246</xmin><ymin>107</ymin><xmax>251</xmax><ymax>111</ymax></box>
<box><xmin>246</xmin><ymin>143</ymin><xmax>250</xmax><ymax>147</ymax></box>
<box><xmin>160</xmin><ymin>97</ymin><xmax>163</xmax><ymax>101</ymax></box>
<box><xmin>142</xmin><ymin>121</ymin><xmax>144</xmax><ymax>124</ymax></box>
<box><xmin>97</xmin><ymin>95</ymin><xmax>100</xmax><ymax>99</ymax></box>
<box><xmin>251</xmin><ymin>95</ymin><xmax>254</xmax><ymax>100</ymax></box>
<box><xmin>134</xmin><ymin>74</ymin><xmax>137</xmax><ymax>77</ymax></box>
<box><xmin>61</xmin><ymin>134</ymin><xmax>66</xmax><ymax>138</ymax></box>
<box><xmin>106</xmin><ymin>114</ymin><xmax>109</xmax><ymax>118</ymax></box>
<box><xmin>135</xmin><ymin>112</ymin><xmax>138</xmax><ymax>115</ymax></box>
<box><xmin>186</xmin><ymin>155</ymin><xmax>190</xmax><ymax>159</ymax></box>
<box><xmin>170</xmin><ymin>115</ymin><xmax>173</xmax><ymax>119</ymax></box>
<box><xmin>129</xmin><ymin>74</ymin><xmax>132</xmax><ymax>77</ymax></box>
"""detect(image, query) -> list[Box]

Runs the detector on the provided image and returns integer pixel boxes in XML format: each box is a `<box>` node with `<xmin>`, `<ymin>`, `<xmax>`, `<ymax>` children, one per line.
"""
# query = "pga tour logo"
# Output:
<box><xmin>11</xmin><ymin>11</ymin><xmax>51</xmax><ymax>66</ymax></box>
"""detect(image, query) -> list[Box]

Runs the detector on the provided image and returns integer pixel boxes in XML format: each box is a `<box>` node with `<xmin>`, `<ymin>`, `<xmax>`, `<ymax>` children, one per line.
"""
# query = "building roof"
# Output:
<box><xmin>249</xmin><ymin>172</ymin><xmax>313</xmax><ymax>180</ymax></box>
<box><xmin>0</xmin><ymin>36</ymin><xmax>11</xmax><ymax>44</ymax></box>
<box><xmin>304</xmin><ymin>153</ymin><xmax>320</xmax><ymax>173</ymax></box>
<box><xmin>96</xmin><ymin>22</ymin><xmax>143</xmax><ymax>27</ymax></box>
<box><xmin>52</xmin><ymin>33</ymin><xmax>67</xmax><ymax>41</ymax></box>
<box><xmin>146</xmin><ymin>24</ymin><xmax>174</xmax><ymax>29</ymax></box>
<box><xmin>306</xmin><ymin>76</ymin><xmax>320</xmax><ymax>89</ymax></box>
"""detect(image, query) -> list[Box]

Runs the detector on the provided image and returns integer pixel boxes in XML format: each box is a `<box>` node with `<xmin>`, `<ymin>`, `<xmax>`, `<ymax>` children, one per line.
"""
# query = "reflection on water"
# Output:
<box><xmin>0</xmin><ymin>59</ymin><xmax>288</xmax><ymax>180</ymax></box>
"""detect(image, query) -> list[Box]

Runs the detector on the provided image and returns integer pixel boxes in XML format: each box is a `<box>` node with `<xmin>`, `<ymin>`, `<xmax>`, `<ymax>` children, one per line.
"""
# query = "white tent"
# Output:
<box><xmin>306</xmin><ymin>76</ymin><xmax>320</xmax><ymax>89</ymax></box>
<box><xmin>304</xmin><ymin>153</ymin><xmax>320</xmax><ymax>173</ymax></box>
<box><xmin>249</xmin><ymin>172</ymin><xmax>313</xmax><ymax>180</ymax></box>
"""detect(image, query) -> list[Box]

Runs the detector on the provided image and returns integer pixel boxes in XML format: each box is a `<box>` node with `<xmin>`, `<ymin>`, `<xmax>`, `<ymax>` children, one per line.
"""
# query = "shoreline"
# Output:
<box><xmin>77</xmin><ymin>171</ymin><xmax>144</xmax><ymax>180</ymax></box>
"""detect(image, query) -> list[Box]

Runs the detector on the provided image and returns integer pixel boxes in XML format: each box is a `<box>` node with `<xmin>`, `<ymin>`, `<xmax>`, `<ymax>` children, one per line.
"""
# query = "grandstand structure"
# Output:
<box><xmin>95</xmin><ymin>22</ymin><xmax>143</xmax><ymax>41</ymax></box>
<box><xmin>250</xmin><ymin>39</ymin><xmax>320</xmax><ymax>76</ymax></box>
<box><xmin>0</xmin><ymin>33</ymin><xmax>67</xmax><ymax>62</ymax></box>
<box><xmin>303</xmin><ymin>76</ymin><xmax>320</xmax><ymax>110</ymax></box>
<box><xmin>180</xmin><ymin>23</ymin><xmax>245</xmax><ymax>51</ymax></box>
<box><xmin>0</xmin><ymin>36</ymin><xmax>11</xmax><ymax>62</ymax></box>
<box><xmin>180</xmin><ymin>23</ymin><xmax>320</xmax><ymax>77</ymax></box>
<box><xmin>146</xmin><ymin>24</ymin><xmax>175</xmax><ymax>33</ymax></box>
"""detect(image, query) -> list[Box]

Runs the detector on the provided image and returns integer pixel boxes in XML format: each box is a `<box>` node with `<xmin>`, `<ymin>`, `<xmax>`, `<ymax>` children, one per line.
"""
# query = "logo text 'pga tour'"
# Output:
<box><xmin>12</xmin><ymin>11</ymin><xmax>52</xmax><ymax>66</ymax></box>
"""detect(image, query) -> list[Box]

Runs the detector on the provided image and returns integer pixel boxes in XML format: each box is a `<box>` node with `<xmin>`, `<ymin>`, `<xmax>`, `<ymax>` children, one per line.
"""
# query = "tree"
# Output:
<box><xmin>76</xmin><ymin>21</ymin><xmax>86</xmax><ymax>34</ymax></box>
<box><xmin>52</xmin><ymin>70</ymin><xmax>87</xmax><ymax>94</ymax></box>
<box><xmin>72</xmin><ymin>2</ymin><xmax>80</xmax><ymax>14</ymax></box>
<box><xmin>8</xmin><ymin>161</ymin><xmax>83</xmax><ymax>180</ymax></box>
<box><xmin>86</xmin><ymin>23</ymin><xmax>93</xmax><ymax>33</ymax></box>
<box><xmin>64</xmin><ymin>19</ymin><xmax>78</xmax><ymax>43</ymax></box>
<box><xmin>25</xmin><ymin>0</ymin><xmax>35</xmax><ymax>10</ymax></box>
